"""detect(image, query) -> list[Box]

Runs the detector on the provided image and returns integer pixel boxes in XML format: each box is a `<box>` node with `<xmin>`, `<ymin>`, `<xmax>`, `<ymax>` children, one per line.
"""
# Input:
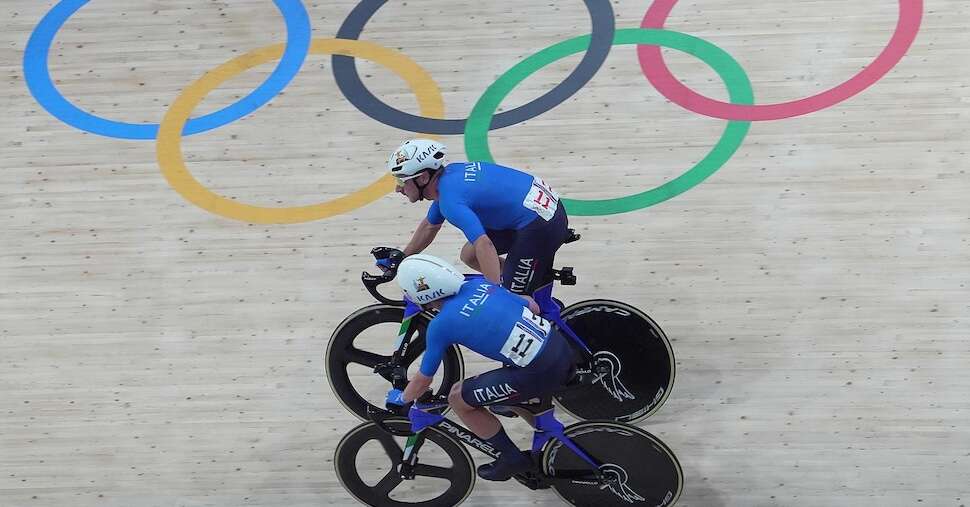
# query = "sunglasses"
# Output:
<box><xmin>394</xmin><ymin>174</ymin><xmax>422</xmax><ymax>187</ymax></box>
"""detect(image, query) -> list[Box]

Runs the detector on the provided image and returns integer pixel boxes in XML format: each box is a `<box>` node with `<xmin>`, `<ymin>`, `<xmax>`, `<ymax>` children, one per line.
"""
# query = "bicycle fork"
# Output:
<box><xmin>374</xmin><ymin>301</ymin><xmax>423</xmax><ymax>389</ymax></box>
<box><xmin>398</xmin><ymin>433</ymin><xmax>422</xmax><ymax>480</ymax></box>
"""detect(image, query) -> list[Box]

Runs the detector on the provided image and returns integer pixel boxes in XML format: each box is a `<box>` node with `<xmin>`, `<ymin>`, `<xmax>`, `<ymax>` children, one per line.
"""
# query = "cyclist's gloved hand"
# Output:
<box><xmin>375</xmin><ymin>249</ymin><xmax>405</xmax><ymax>273</ymax></box>
<box><xmin>385</xmin><ymin>388</ymin><xmax>409</xmax><ymax>415</ymax></box>
<box><xmin>386</xmin><ymin>388</ymin><xmax>405</xmax><ymax>406</ymax></box>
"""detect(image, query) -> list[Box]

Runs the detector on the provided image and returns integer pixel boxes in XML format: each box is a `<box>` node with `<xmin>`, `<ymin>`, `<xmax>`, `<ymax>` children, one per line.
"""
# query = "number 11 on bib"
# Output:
<box><xmin>523</xmin><ymin>177</ymin><xmax>559</xmax><ymax>221</ymax></box>
<box><xmin>500</xmin><ymin>308</ymin><xmax>552</xmax><ymax>367</ymax></box>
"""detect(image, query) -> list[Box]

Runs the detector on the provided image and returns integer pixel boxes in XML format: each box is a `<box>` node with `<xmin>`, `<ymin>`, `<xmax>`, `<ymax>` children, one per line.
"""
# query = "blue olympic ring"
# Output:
<box><xmin>22</xmin><ymin>0</ymin><xmax>311</xmax><ymax>140</ymax></box>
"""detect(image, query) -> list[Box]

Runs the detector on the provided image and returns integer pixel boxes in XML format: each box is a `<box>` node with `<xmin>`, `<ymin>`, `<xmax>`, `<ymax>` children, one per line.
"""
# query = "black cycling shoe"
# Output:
<box><xmin>476</xmin><ymin>451</ymin><xmax>532</xmax><ymax>481</ymax></box>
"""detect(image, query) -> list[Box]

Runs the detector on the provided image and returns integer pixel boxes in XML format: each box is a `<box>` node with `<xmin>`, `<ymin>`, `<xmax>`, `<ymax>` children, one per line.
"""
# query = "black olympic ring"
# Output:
<box><xmin>331</xmin><ymin>0</ymin><xmax>615</xmax><ymax>134</ymax></box>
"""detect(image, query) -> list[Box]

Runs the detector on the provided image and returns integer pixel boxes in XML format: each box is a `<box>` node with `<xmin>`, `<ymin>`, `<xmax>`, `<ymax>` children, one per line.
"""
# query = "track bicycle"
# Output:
<box><xmin>325</xmin><ymin>230</ymin><xmax>676</xmax><ymax>424</ymax></box>
<box><xmin>334</xmin><ymin>393</ymin><xmax>684</xmax><ymax>506</ymax></box>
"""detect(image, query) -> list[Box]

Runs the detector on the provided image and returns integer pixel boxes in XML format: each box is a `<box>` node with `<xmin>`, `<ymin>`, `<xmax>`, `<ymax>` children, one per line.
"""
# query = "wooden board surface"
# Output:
<box><xmin>1</xmin><ymin>1</ymin><xmax>968</xmax><ymax>505</ymax></box>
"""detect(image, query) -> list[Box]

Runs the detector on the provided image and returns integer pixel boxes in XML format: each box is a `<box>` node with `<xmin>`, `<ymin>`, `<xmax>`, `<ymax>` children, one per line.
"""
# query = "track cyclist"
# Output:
<box><xmin>385</xmin><ymin>254</ymin><xmax>577</xmax><ymax>481</ymax></box>
<box><xmin>383</xmin><ymin>139</ymin><xmax>570</xmax><ymax>296</ymax></box>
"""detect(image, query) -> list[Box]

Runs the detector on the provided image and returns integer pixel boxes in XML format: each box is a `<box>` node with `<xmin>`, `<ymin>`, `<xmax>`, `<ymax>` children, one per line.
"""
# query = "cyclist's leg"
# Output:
<box><xmin>447</xmin><ymin>371</ymin><xmax>529</xmax><ymax>481</ymax></box>
<box><xmin>502</xmin><ymin>205</ymin><xmax>569</xmax><ymax>295</ymax></box>
<box><xmin>460</xmin><ymin>228</ymin><xmax>514</xmax><ymax>273</ymax></box>
<box><xmin>453</xmin><ymin>334</ymin><xmax>575</xmax><ymax>480</ymax></box>
<box><xmin>451</xmin><ymin>333</ymin><xmax>574</xmax><ymax>435</ymax></box>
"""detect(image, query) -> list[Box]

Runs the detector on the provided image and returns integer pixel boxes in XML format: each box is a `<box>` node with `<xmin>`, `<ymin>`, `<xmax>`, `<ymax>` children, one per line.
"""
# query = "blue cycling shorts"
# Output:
<box><xmin>460</xmin><ymin>329</ymin><xmax>576</xmax><ymax>407</ymax></box>
<box><xmin>484</xmin><ymin>204</ymin><xmax>569</xmax><ymax>295</ymax></box>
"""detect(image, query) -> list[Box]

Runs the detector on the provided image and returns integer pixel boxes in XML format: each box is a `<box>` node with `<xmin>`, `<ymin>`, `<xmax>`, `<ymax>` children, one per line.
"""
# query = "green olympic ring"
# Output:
<box><xmin>464</xmin><ymin>28</ymin><xmax>754</xmax><ymax>216</ymax></box>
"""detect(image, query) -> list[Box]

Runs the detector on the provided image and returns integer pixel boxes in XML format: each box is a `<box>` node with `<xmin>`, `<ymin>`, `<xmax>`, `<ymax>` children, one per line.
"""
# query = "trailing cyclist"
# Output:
<box><xmin>383</xmin><ymin>139</ymin><xmax>570</xmax><ymax>295</ymax></box>
<box><xmin>385</xmin><ymin>254</ymin><xmax>577</xmax><ymax>481</ymax></box>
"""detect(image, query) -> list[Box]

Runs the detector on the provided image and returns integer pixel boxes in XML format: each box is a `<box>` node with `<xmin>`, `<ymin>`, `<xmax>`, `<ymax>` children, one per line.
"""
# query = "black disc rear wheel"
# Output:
<box><xmin>326</xmin><ymin>304</ymin><xmax>464</xmax><ymax>420</ymax></box>
<box><xmin>542</xmin><ymin>421</ymin><xmax>683</xmax><ymax>506</ymax></box>
<box><xmin>555</xmin><ymin>299</ymin><xmax>675</xmax><ymax>423</ymax></box>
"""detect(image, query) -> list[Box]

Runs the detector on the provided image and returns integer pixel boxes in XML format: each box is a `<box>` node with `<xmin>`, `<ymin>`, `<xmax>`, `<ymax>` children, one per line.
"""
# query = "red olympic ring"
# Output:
<box><xmin>638</xmin><ymin>0</ymin><xmax>923</xmax><ymax>121</ymax></box>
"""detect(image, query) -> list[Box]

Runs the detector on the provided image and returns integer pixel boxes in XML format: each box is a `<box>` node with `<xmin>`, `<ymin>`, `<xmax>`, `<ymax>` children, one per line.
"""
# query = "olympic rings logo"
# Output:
<box><xmin>23</xmin><ymin>0</ymin><xmax>923</xmax><ymax>224</ymax></box>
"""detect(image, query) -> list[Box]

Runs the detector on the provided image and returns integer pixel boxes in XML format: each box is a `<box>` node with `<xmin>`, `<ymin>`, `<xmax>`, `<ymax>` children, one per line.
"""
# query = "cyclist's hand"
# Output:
<box><xmin>386</xmin><ymin>388</ymin><xmax>405</xmax><ymax>406</ymax></box>
<box><xmin>385</xmin><ymin>388</ymin><xmax>410</xmax><ymax>415</ymax></box>
<box><xmin>416</xmin><ymin>388</ymin><xmax>436</xmax><ymax>404</ymax></box>
<box><xmin>375</xmin><ymin>249</ymin><xmax>405</xmax><ymax>273</ymax></box>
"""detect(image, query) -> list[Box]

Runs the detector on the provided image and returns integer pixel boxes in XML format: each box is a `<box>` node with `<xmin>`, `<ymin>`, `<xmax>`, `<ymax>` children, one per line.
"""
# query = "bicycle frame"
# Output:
<box><xmin>388</xmin><ymin>401</ymin><xmax>604</xmax><ymax>488</ymax></box>
<box><xmin>531</xmin><ymin>281</ymin><xmax>593</xmax><ymax>358</ymax></box>
<box><xmin>383</xmin><ymin>298</ymin><xmax>424</xmax><ymax>389</ymax></box>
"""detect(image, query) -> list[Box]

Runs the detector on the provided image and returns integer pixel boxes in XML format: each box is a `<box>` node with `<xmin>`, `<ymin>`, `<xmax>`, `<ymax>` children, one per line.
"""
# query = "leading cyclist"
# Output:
<box><xmin>383</xmin><ymin>139</ymin><xmax>569</xmax><ymax>296</ymax></box>
<box><xmin>385</xmin><ymin>254</ymin><xmax>576</xmax><ymax>481</ymax></box>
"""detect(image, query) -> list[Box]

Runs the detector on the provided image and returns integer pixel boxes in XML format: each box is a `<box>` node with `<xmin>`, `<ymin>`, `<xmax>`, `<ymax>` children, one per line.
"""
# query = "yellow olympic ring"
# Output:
<box><xmin>157</xmin><ymin>39</ymin><xmax>444</xmax><ymax>224</ymax></box>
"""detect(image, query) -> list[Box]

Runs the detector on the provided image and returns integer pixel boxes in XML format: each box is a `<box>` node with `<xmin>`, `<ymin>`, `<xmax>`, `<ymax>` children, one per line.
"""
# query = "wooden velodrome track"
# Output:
<box><xmin>1</xmin><ymin>0</ymin><xmax>967</xmax><ymax>505</ymax></box>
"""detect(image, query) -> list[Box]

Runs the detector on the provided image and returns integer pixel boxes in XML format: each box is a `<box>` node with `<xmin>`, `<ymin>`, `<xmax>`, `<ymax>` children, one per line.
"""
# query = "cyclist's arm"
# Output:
<box><xmin>403</xmin><ymin>217</ymin><xmax>442</xmax><ymax>256</ymax></box>
<box><xmin>403</xmin><ymin>372</ymin><xmax>433</xmax><ymax>403</ymax></box>
<box><xmin>404</xmin><ymin>325</ymin><xmax>445</xmax><ymax>402</ymax></box>
<box><xmin>473</xmin><ymin>235</ymin><xmax>501</xmax><ymax>285</ymax></box>
<box><xmin>443</xmin><ymin>201</ymin><xmax>501</xmax><ymax>283</ymax></box>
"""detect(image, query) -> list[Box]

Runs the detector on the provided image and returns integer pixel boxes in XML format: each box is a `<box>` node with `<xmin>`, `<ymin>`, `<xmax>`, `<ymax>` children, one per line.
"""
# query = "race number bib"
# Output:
<box><xmin>500</xmin><ymin>308</ymin><xmax>552</xmax><ymax>367</ymax></box>
<box><xmin>523</xmin><ymin>177</ymin><xmax>559</xmax><ymax>221</ymax></box>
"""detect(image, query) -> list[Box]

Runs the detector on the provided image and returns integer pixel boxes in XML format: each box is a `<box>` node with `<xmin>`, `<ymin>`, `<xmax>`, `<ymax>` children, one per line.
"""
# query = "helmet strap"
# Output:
<box><xmin>414</xmin><ymin>168</ymin><xmax>441</xmax><ymax>200</ymax></box>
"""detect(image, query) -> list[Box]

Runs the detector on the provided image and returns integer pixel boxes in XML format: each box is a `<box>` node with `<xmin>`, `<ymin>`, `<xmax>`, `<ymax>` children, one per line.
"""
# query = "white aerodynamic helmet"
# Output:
<box><xmin>387</xmin><ymin>139</ymin><xmax>447</xmax><ymax>182</ymax></box>
<box><xmin>396</xmin><ymin>254</ymin><xmax>465</xmax><ymax>304</ymax></box>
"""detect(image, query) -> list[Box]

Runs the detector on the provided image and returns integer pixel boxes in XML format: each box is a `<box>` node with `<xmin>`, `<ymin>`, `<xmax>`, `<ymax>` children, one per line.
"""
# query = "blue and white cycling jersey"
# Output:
<box><xmin>419</xmin><ymin>280</ymin><xmax>554</xmax><ymax>377</ymax></box>
<box><xmin>426</xmin><ymin>162</ymin><xmax>560</xmax><ymax>243</ymax></box>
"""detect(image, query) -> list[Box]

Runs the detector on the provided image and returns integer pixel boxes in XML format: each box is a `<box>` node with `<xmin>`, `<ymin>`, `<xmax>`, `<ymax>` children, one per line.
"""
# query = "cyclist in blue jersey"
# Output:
<box><xmin>385</xmin><ymin>254</ymin><xmax>577</xmax><ymax>481</ymax></box>
<box><xmin>383</xmin><ymin>139</ymin><xmax>570</xmax><ymax>296</ymax></box>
